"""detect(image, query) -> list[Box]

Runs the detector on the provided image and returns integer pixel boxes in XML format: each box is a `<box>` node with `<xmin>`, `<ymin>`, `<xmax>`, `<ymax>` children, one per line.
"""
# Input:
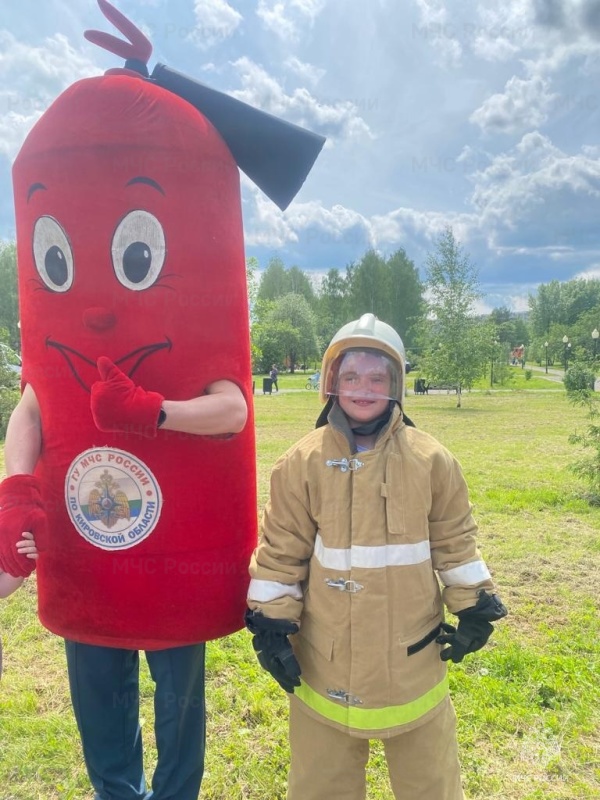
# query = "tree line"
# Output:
<box><xmin>3</xmin><ymin>233</ymin><xmax>600</xmax><ymax>407</ymax></box>
<box><xmin>249</xmin><ymin>230</ymin><xmax>532</xmax><ymax>396</ymax></box>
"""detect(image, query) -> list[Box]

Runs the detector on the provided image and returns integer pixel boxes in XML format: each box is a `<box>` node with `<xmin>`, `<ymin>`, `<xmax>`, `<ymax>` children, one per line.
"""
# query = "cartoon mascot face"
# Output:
<box><xmin>16</xmin><ymin>74</ymin><xmax>247</xmax><ymax>404</ymax></box>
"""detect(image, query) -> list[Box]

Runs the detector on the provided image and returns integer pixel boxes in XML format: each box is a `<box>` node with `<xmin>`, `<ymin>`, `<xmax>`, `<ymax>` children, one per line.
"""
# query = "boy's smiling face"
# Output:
<box><xmin>336</xmin><ymin>351</ymin><xmax>392</xmax><ymax>427</ymax></box>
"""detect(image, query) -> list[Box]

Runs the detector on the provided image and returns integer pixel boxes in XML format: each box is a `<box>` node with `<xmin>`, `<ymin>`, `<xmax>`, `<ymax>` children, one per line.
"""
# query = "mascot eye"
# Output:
<box><xmin>32</xmin><ymin>216</ymin><xmax>74</xmax><ymax>292</ymax></box>
<box><xmin>112</xmin><ymin>210</ymin><xmax>166</xmax><ymax>290</ymax></box>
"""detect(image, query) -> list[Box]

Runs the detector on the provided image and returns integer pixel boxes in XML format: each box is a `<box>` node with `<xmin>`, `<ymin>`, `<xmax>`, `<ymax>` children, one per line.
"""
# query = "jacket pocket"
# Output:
<box><xmin>407</xmin><ymin>623</ymin><xmax>443</xmax><ymax>656</ymax></box>
<box><xmin>381</xmin><ymin>452</ymin><xmax>431</xmax><ymax>541</ymax></box>
<box><xmin>296</xmin><ymin>613</ymin><xmax>334</xmax><ymax>662</ymax></box>
<box><xmin>389</xmin><ymin>628</ymin><xmax>448</xmax><ymax>707</ymax></box>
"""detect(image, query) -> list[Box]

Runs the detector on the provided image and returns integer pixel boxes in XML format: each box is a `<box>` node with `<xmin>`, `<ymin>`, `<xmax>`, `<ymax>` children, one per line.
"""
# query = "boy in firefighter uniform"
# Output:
<box><xmin>246</xmin><ymin>313</ymin><xmax>507</xmax><ymax>800</ymax></box>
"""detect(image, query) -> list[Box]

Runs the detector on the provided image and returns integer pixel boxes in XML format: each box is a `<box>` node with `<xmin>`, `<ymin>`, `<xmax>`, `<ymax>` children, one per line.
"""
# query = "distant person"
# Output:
<box><xmin>270</xmin><ymin>365</ymin><xmax>279</xmax><ymax>392</ymax></box>
<box><xmin>0</xmin><ymin>530</ymin><xmax>38</xmax><ymax>678</ymax></box>
<box><xmin>246</xmin><ymin>313</ymin><xmax>507</xmax><ymax>800</ymax></box>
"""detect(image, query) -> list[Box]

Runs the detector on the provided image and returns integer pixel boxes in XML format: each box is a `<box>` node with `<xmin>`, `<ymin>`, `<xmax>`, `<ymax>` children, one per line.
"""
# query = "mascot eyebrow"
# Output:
<box><xmin>126</xmin><ymin>176</ymin><xmax>165</xmax><ymax>195</ymax></box>
<box><xmin>27</xmin><ymin>183</ymin><xmax>47</xmax><ymax>202</ymax></box>
<box><xmin>26</xmin><ymin>177</ymin><xmax>164</xmax><ymax>203</ymax></box>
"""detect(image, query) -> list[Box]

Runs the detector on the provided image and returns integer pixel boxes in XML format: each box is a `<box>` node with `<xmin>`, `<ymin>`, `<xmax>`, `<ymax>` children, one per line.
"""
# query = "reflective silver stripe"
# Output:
<box><xmin>314</xmin><ymin>534</ymin><xmax>431</xmax><ymax>570</ymax></box>
<box><xmin>247</xmin><ymin>578</ymin><xmax>303</xmax><ymax>602</ymax></box>
<box><xmin>438</xmin><ymin>560</ymin><xmax>491</xmax><ymax>587</ymax></box>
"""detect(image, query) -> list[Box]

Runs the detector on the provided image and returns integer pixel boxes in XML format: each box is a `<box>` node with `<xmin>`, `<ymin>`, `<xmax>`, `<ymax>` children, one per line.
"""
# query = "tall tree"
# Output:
<box><xmin>489</xmin><ymin>306</ymin><xmax>530</xmax><ymax>348</ymax></box>
<box><xmin>257</xmin><ymin>257</ymin><xmax>288</xmax><ymax>302</ymax></box>
<box><xmin>422</xmin><ymin>228</ymin><xmax>488</xmax><ymax>407</ymax></box>
<box><xmin>286</xmin><ymin>265</ymin><xmax>316</xmax><ymax>305</ymax></box>
<box><xmin>269</xmin><ymin>294</ymin><xmax>319</xmax><ymax>371</ymax></box>
<box><xmin>257</xmin><ymin>257</ymin><xmax>316</xmax><ymax>306</ymax></box>
<box><xmin>385</xmin><ymin>248</ymin><xmax>424</xmax><ymax>347</ymax></box>
<box><xmin>346</xmin><ymin>250</ymin><xmax>389</xmax><ymax>319</ymax></box>
<box><xmin>246</xmin><ymin>256</ymin><xmax>259</xmax><ymax>318</ymax></box>
<box><xmin>345</xmin><ymin>248</ymin><xmax>424</xmax><ymax>348</ymax></box>
<box><xmin>529</xmin><ymin>280</ymin><xmax>564</xmax><ymax>338</ymax></box>
<box><xmin>316</xmin><ymin>268</ymin><xmax>349</xmax><ymax>350</ymax></box>
<box><xmin>561</xmin><ymin>279</ymin><xmax>600</xmax><ymax>325</ymax></box>
<box><xmin>0</xmin><ymin>243</ymin><xmax>19</xmax><ymax>350</ymax></box>
<box><xmin>252</xmin><ymin>293</ymin><xmax>319</xmax><ymax>373</ymax></box>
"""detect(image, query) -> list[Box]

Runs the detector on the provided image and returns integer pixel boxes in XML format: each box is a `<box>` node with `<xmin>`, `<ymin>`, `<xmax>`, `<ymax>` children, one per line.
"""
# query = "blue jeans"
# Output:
<box><xmin>65</xmin><ymin>640</ymin><xmax>206</xmax><ymax>800</ymax></box>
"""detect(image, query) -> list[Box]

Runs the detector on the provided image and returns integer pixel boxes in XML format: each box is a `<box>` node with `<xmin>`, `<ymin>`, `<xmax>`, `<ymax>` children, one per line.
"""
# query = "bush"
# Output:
<box><xmin>564</xmin><ymin>362</ymin><xmax>600</xmax><ymax>500</ymax></box>
<box><xmin>564</xmin><ymin>363</ymin><xmax>595</xmax><ymax>394</ymax></box>
<box><xmin>0</xmin><ymin>387</ymin><xmax>20</xmax><ymax>439</ymax></box>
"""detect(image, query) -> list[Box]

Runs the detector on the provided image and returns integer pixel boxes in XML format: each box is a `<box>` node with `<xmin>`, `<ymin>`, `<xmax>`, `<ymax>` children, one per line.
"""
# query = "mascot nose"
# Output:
<box><xmin>83</xmin><ymin>307</ymin><xmax>117</xmax><ymax>332</ymax></box>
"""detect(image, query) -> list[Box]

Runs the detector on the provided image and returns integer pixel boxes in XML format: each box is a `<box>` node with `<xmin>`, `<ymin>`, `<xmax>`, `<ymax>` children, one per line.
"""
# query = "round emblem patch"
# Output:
<box><xmin>65</xmin><ymin>447</ymin><xmax>162</xmax><ymax>550</ymax></box>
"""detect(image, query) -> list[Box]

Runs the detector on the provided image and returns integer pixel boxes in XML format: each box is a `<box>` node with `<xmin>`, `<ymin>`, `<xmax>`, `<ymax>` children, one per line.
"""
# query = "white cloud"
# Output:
<box><xmin>256</xmin><ymin>0</ymin><xmax>325</xmax><ymax>41</ymax></box>
<box><xmin>0</xmin><ymin>31</ymin><xmax>100</xmax><ymax>160</ymax></box>
<box><xmin>284</xmin><ymin>56</ymin><xmax>325</xmax><ymax>85</ymax></box>
<box><xmin>230</xmin><ymin>57</ymin><xmax>372</xmax><ymax>140</ymax></box>
<box><xmin>469</xmin><ymin>2</ymin><xmax>535</xmax><ymax>62</ymax></box>
<box><xmin>469</xmin><ymin>132</ymin><xmax>600</xmax><ymax>254</ymax></box>
<box><xmin>414</xmin><ymin>0</ymin><xmax>463</xmax><ymax>67</ymax></box>
<box><xmin>574</xmin><ymin>265</ymin><xmax>600</xmax><ymax>279</ymax></box>
<box><xmin>243</xmin><ymin>181</ymin><xmax>477</xmax><ymax>253</ymax></box>
<box><xmin>370</xmin><ymin>207</ymin><xmax>476</xmax><ymax>247</ymax></box>
<box><xmin>507</xmin><ymin>293</ymin><xmax>532</xmax><ymax>312</ymax></box>
<box><xmin>188</xmin><ymin>0</ymin><xmax>242</xmax><ymax>49</ymax></box>
<box><xmin>289</xmin><ymin>0</ymin><xmax>326</xmax><ymax>20</ymax></box>
<box><xmin>244</xmin><ymin>189</ymin><xmax>371</xmax><ymax>248</ymax></box>
<box><xmin>470</xmin><ymin>75</ymin><xmax>557</xmax><ymax>134</ymax></box>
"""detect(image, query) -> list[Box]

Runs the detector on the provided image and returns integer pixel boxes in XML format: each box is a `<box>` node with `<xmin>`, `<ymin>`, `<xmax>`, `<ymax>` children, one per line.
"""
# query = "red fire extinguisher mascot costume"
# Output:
<box><xmin>0</xmin><ymin>2</ymin><xmax>324</xmax><ymax>798</ymax></box>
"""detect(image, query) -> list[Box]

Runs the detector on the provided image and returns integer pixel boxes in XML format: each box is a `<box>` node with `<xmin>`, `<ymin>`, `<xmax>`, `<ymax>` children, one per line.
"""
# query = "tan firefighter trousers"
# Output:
<box><xmin>287</xmin><ymin>696</ymin><xmax>465</xmax><ymax>800</ymax></box>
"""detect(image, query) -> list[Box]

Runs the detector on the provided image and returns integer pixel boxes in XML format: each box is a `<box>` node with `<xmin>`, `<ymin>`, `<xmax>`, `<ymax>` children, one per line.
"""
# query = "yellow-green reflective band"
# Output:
<box><xmin>295</xmin><ymin>675</ymin><xmax>449</xmax><ymax>731</ymax></box>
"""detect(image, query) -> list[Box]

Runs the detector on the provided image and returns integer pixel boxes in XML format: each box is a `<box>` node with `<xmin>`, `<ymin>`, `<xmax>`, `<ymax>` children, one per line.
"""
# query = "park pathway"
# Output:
<box><xmin>527</xmin><ymin>363</ymin><xmax>600</xmax><ymax>391</ymax></box>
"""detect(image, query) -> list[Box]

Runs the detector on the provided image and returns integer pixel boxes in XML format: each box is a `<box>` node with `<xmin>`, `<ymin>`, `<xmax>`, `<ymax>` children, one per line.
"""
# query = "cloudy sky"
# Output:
<box><xmin>3</xmin><ymin>0</ymin><xmax>600</xmax><ymax>312</ymax></box>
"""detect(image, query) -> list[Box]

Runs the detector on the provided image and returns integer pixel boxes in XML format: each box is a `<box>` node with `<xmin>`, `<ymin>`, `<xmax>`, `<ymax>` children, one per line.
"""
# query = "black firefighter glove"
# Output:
<box><xmin>245</xmin><ymin>610</ymin><xmax>302</xmax><ymax>693</ymax></box>
<box><xmin>437</xmin><ymin>590</ymin><xmax>508</xmax><ymax>664</ymax></box>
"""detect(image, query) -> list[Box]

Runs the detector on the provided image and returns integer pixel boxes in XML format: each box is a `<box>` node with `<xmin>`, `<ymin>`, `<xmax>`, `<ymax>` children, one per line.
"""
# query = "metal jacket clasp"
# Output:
<box><xmin>327</xmin><ymin>689</ymin><xmax>363</xmax><ymax>706</ymax></box>
<box><xmin>325</xmin><ymin>457</ymin><xmax>364</xmax><ymax>473</ymax></box>
<box><xmin>325</xmin><ymin>578</ymin><xmax>364</xmax><ymax>593</ymax></box>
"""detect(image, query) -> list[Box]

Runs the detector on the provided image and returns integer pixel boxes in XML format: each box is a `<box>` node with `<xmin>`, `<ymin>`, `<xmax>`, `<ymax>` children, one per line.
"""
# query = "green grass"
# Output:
<box><xmin>1</xmin><ymin>388</ymin><xmax>599</xmax><ymax>799</ymax></box>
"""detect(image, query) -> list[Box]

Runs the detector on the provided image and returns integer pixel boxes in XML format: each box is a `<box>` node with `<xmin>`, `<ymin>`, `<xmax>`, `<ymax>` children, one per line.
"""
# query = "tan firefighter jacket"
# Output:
<box><xmin>248</xmin><ymin>406</ymin><xmax>496</xmax><ymax>738</ymax></box>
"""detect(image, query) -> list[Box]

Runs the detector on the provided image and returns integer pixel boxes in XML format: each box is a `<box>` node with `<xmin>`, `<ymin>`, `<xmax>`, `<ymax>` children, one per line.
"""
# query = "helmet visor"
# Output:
<box><xmin>327</xmin><ymin>349</ymin><xmax>398</xmax><ymax>402</ymax></box>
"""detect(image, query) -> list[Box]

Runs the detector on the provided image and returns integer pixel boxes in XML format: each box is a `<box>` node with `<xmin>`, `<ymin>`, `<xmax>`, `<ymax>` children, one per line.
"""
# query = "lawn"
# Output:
<box><xmin>0</xmin><ymin>385</ymin><xmax>599</xmax><ymax>799</ymax></box>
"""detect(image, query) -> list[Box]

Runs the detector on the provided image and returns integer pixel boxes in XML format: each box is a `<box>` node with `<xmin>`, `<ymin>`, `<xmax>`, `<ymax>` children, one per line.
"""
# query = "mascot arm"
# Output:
<box><xmin>5</xmin><ymin>384</ymin><xmax>42</xmax><ymax>475</ymax></box>
<box><xmin>91</xmin><ymin>359</ymin><xmax>247</xmax><ymax>437</ymax></box>
<box><xmin>0</xmin><ymin>385</ymin><xmax>45</xmax><ymax>577</ymax></box>
<box><xmin>161</xmin><ymin>380</ymin><xmax>247</xmax><ymax>436</ymax></box>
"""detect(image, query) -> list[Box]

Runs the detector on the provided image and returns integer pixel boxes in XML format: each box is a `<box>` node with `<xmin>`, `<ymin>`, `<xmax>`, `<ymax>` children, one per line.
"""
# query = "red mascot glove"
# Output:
<box><xmin>0</xmin><ymin>475</ymin><xmax>46</xmax><ymax>577</ymax></box>
<box><xmin>91</xmin><ymin>357</ymin><xmax>165</xmax><ymax>438</ymax></box>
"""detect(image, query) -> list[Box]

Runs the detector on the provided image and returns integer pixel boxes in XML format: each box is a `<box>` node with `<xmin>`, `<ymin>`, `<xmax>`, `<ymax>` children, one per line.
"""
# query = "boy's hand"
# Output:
<box><xmin>0</xmin><ymin>475</ymin><xmax>46</xmax><ymax>577</ymax></box>
<box><xmin>245</xmin><ymin>610</ymin><xmax>302</xmax><ymax>693</ymax></box>
<box><xmin>91</xmin><ymin>357</ymin><xmax>164</xmax><ymax>438</ymax></box>
<box><xmin>436</xmin><ymin>618</ymin><xmax>493</xmax><ymax>663</ymax></box>
<box><xmin>437</xmin><ymin>591</ymin><xmax>508</xmax><ymax>663</ymax></box>
<box><xmin>16</xmin><ymin>531</ymin><xmax>39</xmax><ymax>560</ymax></box>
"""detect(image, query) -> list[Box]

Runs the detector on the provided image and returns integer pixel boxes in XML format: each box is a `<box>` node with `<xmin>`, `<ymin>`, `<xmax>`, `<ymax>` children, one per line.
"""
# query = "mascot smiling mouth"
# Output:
<box><xmin>46</xmin><ymin>337</ymin><xmax>172</xmax><ymax>392</ymax></box>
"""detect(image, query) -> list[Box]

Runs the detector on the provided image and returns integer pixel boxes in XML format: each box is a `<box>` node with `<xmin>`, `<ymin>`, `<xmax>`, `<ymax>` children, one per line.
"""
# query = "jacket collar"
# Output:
<box><xmin>327</xmin><ymin>402</ymin><xmax>405</xmax><ymax>454</ymax></box>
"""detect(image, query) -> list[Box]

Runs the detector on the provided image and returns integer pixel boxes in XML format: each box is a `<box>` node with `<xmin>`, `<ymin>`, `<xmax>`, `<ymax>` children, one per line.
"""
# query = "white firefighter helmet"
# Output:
<box><xmin>320</xmin><ymin>313</ymin><xmax>407</xmax><ymax>403</ymax></box>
